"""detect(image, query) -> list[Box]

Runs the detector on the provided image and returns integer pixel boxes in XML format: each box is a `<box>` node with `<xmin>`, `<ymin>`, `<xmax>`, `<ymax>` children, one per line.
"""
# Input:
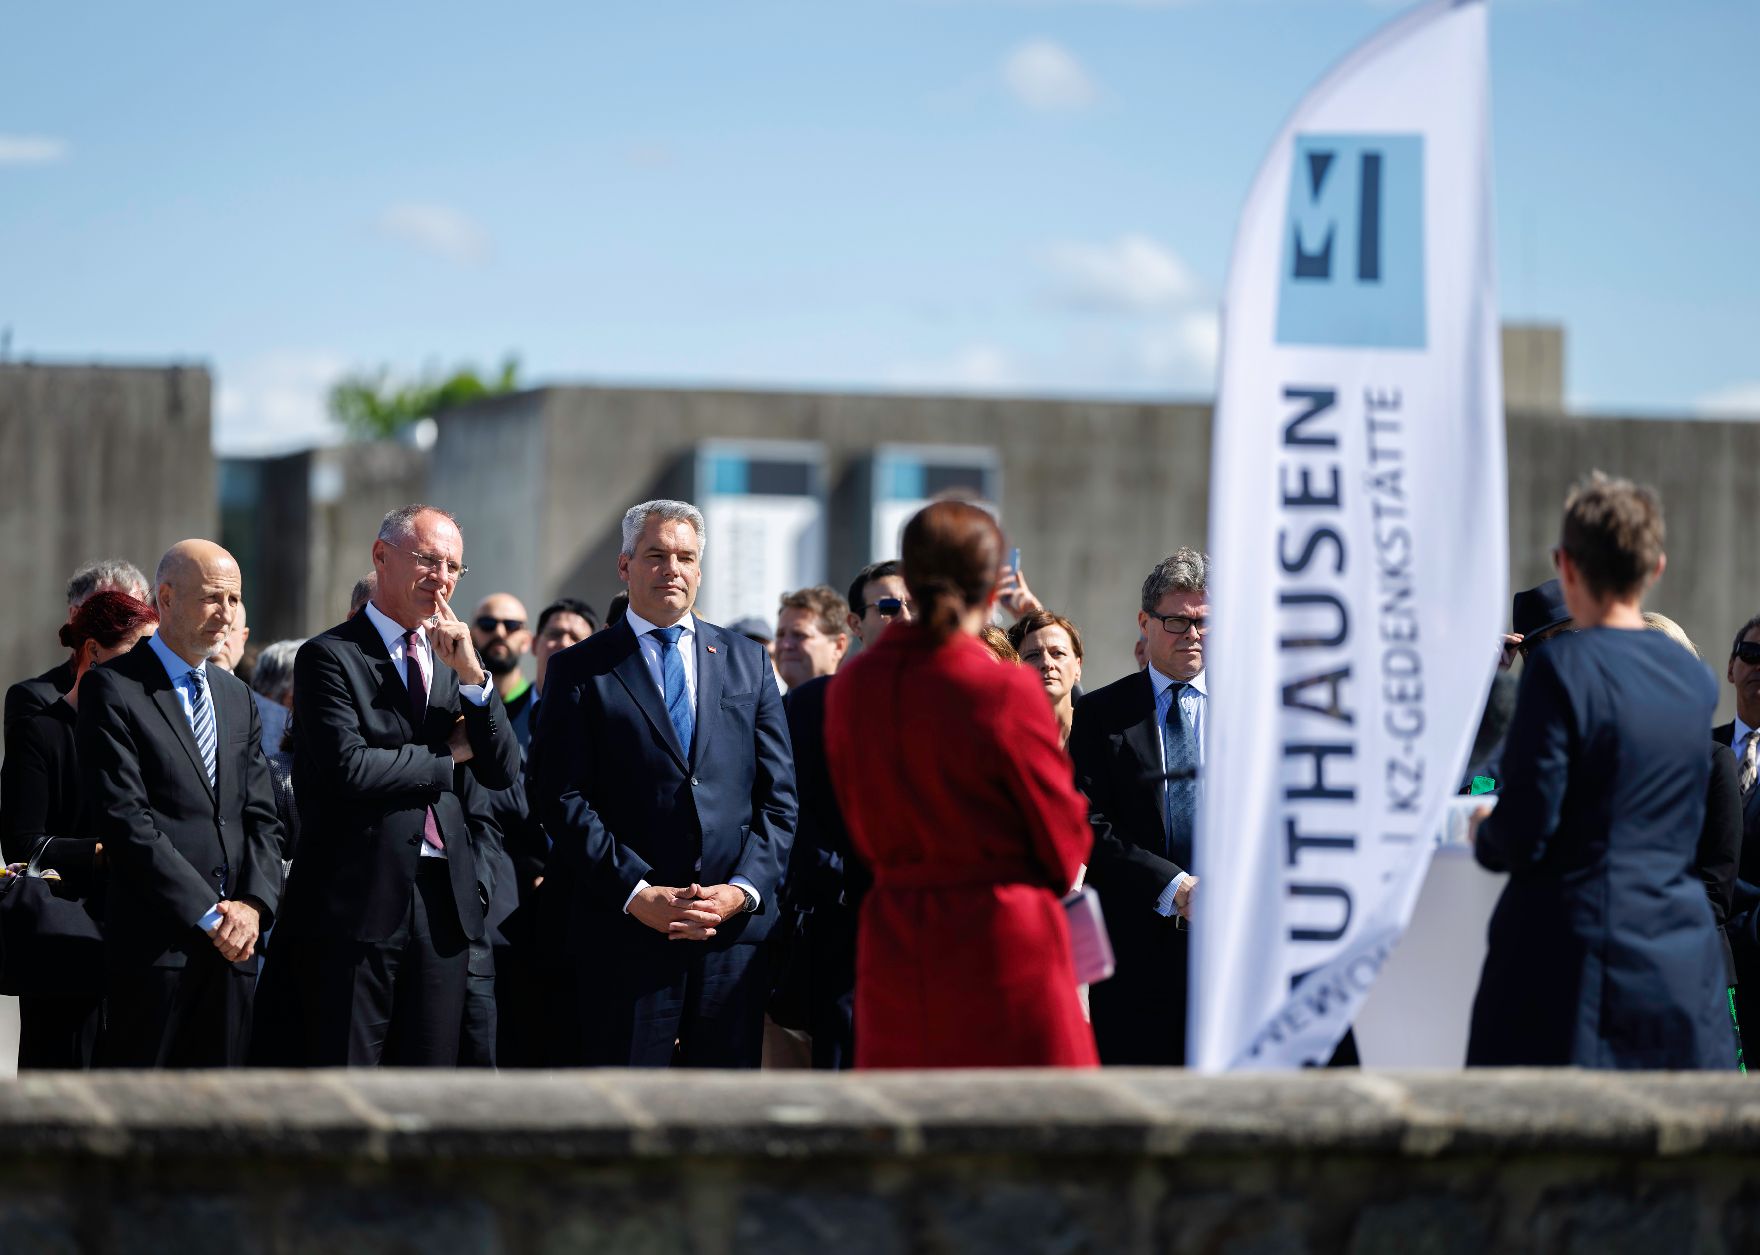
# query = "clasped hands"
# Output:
<box><xmin>206</xmin><ymin>898</ymin><xmax>262</xmax><ymax>963</ymax></box>
<box><xmin>629</xmin><ymin>883</ymin><xmax>748</xmax><ymax>942</ymax></box>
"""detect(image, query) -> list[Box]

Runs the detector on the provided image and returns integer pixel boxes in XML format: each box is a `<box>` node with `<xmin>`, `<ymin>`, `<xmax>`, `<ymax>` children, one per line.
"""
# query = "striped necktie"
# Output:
<box><xmin>187</xmin><ymin>666</ymin><xmax>217</xmax><ymax>789</ymax></box>
<box><xmin>1741</xmin><ymin>730</ymin><xmax>1759</xmax><ymax>801</ymax></box>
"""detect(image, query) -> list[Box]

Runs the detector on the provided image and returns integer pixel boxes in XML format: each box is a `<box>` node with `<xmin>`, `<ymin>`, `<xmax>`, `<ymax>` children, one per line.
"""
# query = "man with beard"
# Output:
<box><xmin>472</xmin><ymin>594</ymin><xmax>534</xmax><ymax>735</ymax></box>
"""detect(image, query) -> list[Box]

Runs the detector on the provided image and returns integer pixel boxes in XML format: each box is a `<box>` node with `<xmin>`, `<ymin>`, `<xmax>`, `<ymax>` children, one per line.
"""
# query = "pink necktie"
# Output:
<box><xmin>405</xmin><ymin>630</ymin><xmax>445</xmax><ymax>851</ymax></box>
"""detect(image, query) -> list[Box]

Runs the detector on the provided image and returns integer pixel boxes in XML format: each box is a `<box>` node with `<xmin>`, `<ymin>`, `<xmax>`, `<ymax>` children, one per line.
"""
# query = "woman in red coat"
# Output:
<box><xmin>825</xmin><ymin>501</ymin><xmax>1098</xmax><ymax>1069</ymax></box>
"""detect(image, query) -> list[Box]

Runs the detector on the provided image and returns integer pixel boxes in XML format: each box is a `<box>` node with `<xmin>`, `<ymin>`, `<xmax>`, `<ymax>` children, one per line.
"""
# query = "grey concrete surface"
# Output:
<box><xmin>0</xmin><ymin>363</ymin><xmax>214</xmax><ymax>697</ymax></box>
<box><xmin>0</xmin><ymin>1070</ymin><xmax>1757</xmax><ymax>1252</ymax></box>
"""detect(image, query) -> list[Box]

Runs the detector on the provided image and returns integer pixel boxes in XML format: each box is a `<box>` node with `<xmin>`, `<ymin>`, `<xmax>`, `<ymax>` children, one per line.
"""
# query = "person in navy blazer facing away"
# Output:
<box><xmin>1467</xmin><ymin>473</ymin><xmax>1735</xmax><ymax>1069</ymax></box>
<box><xmin>277</xmin><ymin>504</ymin><xmax>521</xmax><ymax>1067</ymax></box>
<box><xmin>531</xmin><ymin>499</ymin><xmax>796</xmax><ymax>1068</ymax></box>
<box><xmin>78</xmin><ymin>542</ymin><xmax>284</xmax><ymax>1068</ymax></box>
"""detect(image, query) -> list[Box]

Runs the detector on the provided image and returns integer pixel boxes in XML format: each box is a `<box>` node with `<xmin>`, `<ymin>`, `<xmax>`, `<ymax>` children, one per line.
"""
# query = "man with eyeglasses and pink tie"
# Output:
<box><xmin>273</xmin><ymin>504</ymin><xmax>520</xmax><ymax>1066</ymax></box>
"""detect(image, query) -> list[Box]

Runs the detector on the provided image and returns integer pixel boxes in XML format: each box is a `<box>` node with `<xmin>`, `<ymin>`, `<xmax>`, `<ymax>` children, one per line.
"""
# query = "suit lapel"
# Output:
<box><xmin>690</xmin><ymin>621</ymin><xmax>723</xmax><ymax>773</ymax></box>
<box><xmin>1123</xmin><ymin>670</ymin><xmax>1162</xmax><ymax>782</ymax></box>
<box><xmin>608</xmin><ymin>622</ymin><xmax>689</xmax><ymax>769</ymax></box>
<box><xmin>351</xmin><ymin>610</ymin><xmax>421</xmax><ymax>737</ymax></box>
<box><xmin>132</xmin><ymin>642</ymin><xmax>217</xmax><ymax>803</ymax></box>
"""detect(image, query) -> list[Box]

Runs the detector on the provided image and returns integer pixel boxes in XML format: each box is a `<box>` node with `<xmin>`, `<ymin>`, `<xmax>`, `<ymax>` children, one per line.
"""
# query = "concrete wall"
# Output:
<box><xmin>429</xmin><ymin>387</ymin><xmax>1206</xmax><ymax>685</ymax></box>
<box><xmin>0</xmin><ymin>364</ymin><xmax>214</xmax><ymax>694</ymax></box>
<box><xmin>219</xmin><ymin>442</ymin><xmax>429</xmax><ymax>645</ymax></box>
<box><xmin>433</xmin><ymin>382</ymin><xmax>1759</xmax><ymax>717</ymax></box>
<box><xmin>2</xmin><ymin>1070</ymin><xmax>1758</xmax><ymax>1252</ymax></box>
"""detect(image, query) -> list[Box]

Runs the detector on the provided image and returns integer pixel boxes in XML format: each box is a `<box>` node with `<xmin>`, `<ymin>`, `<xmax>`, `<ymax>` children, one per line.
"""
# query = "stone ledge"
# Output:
<box><xmin>2</xmin><ymin>1069</ymin><xmax>1758</xmax><ymax>1162</ymax></box>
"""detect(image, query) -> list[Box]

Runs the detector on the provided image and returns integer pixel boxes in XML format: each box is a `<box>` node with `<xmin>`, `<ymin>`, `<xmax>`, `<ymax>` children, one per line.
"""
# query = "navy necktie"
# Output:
<box><xmin>1163</xmin><ymin>682</ymin><xmax>1197</xmax><ymax>864</ymax></box>
<box><xmin>653</xmin><ymin>625</ymin><xmax>695</xmax><ymax>755</ymax></box>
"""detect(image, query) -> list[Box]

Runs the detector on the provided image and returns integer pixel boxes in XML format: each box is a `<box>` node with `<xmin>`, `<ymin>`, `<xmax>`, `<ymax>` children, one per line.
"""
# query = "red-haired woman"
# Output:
<box><xmin>824</xmin><ymin>501</ymin><xmax>1097</xmax><ymax>1068</ymax></box>
<box><xmin>0</xmin><ymin>591</ymin><xmax>158</xmax><ymax>1068</ymax></box>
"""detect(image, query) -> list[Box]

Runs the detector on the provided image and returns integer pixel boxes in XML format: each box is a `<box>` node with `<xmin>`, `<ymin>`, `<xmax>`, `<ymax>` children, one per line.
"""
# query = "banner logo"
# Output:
<box><xmin>1276</xmin><ymin>134</ymin><xmax>1426</xmax><ymax>349</ymax></box>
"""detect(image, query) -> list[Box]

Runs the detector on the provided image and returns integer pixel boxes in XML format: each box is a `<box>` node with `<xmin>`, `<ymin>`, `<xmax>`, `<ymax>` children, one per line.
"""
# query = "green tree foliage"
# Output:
<box><xmin>329</xmin><ymin>355</ymin><xmax>521</xmax><ymax>441</ymax></box>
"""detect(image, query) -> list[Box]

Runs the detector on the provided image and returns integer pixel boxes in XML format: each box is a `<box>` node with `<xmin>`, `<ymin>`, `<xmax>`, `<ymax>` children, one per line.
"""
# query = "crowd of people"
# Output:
<box><xmin>0</xmin><ymin>474</ymin><xmax>1752</xmax><ymax>1073</ymax></box>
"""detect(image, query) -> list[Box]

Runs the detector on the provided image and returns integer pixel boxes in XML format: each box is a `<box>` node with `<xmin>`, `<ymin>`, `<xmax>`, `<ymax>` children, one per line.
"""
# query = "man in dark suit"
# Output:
<box><xmin>7</xmin><ymin>559</ymin><xmax>150</xmax><ymax>734</ymax></box>
<box><xmin>1715</xmin><ymin>613</ymin><xmax>1760</xmax><ymax>1039</ymax></box>
<box><xmin>769</xmin><ymin>561</ymin><xmax>911</xmax><ymax>1069</ymax></box>
<box><xmin>1070</xmin><ymin>549</ymin><xmax>1207</xmax><ymax>1066</ymax></box>
<box><xmin>276</xmin><ymin>504</ymin><xmax>520</xmax><ymax>1066</ymax></box>
<box><xmin>531</xmin><ymin>498</ymin><xmax>796</xmax><ymax>1068</ymax></box>
<box><xmin>78</xmin><ymin>541</ymin><xmax>283</xmax><ymax>1067</ymax></box>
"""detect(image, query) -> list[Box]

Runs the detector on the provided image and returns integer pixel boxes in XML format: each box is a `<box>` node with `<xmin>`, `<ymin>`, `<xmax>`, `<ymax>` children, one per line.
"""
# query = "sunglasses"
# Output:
<box><xmin>474</xmin><ymin>616</ymin><xmax>525</xmax><ymax>634</ymax></box>
<box><xmin>873</xmin><ymin>597</ymin><xmax>916</xmax><ymax>619</ymax></box>
<box><xmin>1735</xmin><ymin>642</ymin><xmax>1760</xmax><ymax>666</ymax></box>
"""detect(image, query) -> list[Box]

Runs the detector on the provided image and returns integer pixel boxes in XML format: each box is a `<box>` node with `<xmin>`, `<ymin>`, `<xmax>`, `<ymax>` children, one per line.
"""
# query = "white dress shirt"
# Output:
<box><xmin>363</xmin><ymin>599</ymin><xmax>492</xmax><ymax>859</ymax></box>
<box><xmin>1147</xmin><ymin>664</ymin><xmax>1208</xmax><ymax>917</ymax></box>
<box><xmin>619</xmin><ymin>608</ymin><xmax>760</xmax><ymax>914</ymax></box>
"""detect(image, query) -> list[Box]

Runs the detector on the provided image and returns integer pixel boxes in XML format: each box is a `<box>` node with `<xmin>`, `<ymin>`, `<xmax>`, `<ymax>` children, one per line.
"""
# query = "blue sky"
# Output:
<box><xmin>2</xmin><ymin>0</ymin><xmax>1754</xmax><ymax>454</ymax></box>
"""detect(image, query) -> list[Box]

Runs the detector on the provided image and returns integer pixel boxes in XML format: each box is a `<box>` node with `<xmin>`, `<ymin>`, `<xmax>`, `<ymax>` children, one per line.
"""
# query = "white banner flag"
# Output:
<box><xmin>1193</xmin><ymin>0</ymin><xmax>1506</xmax><ymax>1071</ymax></box>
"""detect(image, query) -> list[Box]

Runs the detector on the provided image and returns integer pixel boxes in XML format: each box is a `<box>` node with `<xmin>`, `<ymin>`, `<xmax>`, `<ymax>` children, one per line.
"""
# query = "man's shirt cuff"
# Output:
<box><xmin>196</xmin><ymin>903</ymin><xmax>224</xmax><ymax>932</ymax></box>
<box><xmin>729</xmin><ymin>875</ymin><xmax>761</xmax><ymax>910</ymax></box>
<box><xmin>1154</xmin><ymin>873</ymin><xmax>1191</xmax><ymax>918</ymax></box>
<box><xmin>622</xmin><ymin>880</ymin><xmax>650</xmax><ymax>914</ymax></box>
<box><xmin>458</xmin><ymin>679</ymin><xmax>492</xmax><ymax>706</ymax></box>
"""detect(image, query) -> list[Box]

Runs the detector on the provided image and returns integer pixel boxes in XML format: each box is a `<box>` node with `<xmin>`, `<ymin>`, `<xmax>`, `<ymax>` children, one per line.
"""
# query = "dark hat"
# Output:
<box><xmin>1511</xmin><ymin>579</ymin><xmax>1570</xmax><ymax>639</ymax></box>
<box><xmin>728</xmin><ymin>615</ymin><xmax>773</xmax><ymax>643</ymax></box>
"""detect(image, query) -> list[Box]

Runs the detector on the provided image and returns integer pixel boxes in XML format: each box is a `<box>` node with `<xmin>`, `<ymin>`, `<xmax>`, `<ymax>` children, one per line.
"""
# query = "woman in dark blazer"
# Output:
<box><xmin>1467</xmin><ymin>476</ymin><xmax>1734</xmax><ymax>1069</ymax></box>
<box><xmin>0</xmin><ymin>592</ymin><xmax>158</xmax><ymax>1068</ymax></box>
<box><xmin>825</xmin><ymin>501</ymin><xmax>1097</xmax><ymax>1069</ymax></box>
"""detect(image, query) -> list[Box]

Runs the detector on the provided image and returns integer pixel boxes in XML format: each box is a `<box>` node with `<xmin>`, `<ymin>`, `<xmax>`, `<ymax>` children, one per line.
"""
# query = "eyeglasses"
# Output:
<box><xmin>1149</xmin><ymin>613</ymin><xmax>1207</xmax><ymax>637</ymax></box>
<box><xmin>387</xmin><ymin>543</ymin><xmax>467</xmax><ymax>580</ymax></box>
<box><xmin>474</xmin><ymin>616</ymin><xmax>525</xmax><ymax>634</ymax></box>
<box><xmin>1734</xmin><ymin>641</ymin><xmax>1760</xmax><ymax>666</ymax></box>
<box><xmin>873</xmin><ymin>597</ymin><xmax>916</xmax><ymax>620</ymax></box>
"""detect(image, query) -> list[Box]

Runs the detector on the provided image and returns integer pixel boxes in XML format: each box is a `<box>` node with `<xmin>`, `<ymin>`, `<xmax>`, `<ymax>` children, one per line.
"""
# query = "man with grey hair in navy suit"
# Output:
<box><xmin>531</xmin><ymin>498</ymin><xmax>797</xmax><ymax>1067</ymax></box>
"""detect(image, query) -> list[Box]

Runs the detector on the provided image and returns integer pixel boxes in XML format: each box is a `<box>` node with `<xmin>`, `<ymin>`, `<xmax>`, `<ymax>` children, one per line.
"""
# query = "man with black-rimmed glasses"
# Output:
<box><xmin>1070</xmin><ymin>548</ymin><xmax>1209</xmax><ymax>1065</ymax></box>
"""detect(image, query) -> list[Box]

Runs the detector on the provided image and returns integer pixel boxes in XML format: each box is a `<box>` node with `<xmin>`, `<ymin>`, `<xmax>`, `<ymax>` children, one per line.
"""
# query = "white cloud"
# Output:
<box><xmin>0</xmin><ymin>135</ymin><xmax>68</xmax><ymax>165</ymax></box>
<box><xmin>1133</xmin><ymin>309</ymin><xmax>1220</xmax><ymax>392</ymax></box>
<box><xmin>1696</xmin><ymin>382</ymin><xmax>1760</xmax><ymax>419</ymax></box>
<box><xmin>887</xmin><ymin>343</ymin><xmax>1021</xmax><ymax>393</ymax></box>
<box><xmin>1003</xmin><ymin>40</ymin><xmax>1098</xmax><ymax>112</ymax></box>
<box><xmin>375</xmin><ymin>203</ymin><xmax>490</xmax><ymax>265</ymax></box>
<box><xmin>214</xmin><ymin>350</ymin><xmax>351</xmax><ymax>456</ymax></box>
<box><xmin>1045</xmin><ymin>233</ymin><xmax>1202</xmax><ymax>313</ymax></box>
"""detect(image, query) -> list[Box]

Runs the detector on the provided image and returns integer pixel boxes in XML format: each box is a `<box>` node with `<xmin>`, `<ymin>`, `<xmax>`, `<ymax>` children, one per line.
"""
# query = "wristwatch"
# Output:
<box><xmin>737</xmin><ymin>886</ymin><xmax>758</xmax><ymax>915</ymax></box>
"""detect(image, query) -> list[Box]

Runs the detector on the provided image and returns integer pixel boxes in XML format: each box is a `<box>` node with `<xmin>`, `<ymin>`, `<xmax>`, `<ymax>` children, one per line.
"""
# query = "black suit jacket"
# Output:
<box><xmin>283</xmin><ymin>610</ymin><xmax>520</xmax><ymax>943</ymax></box>
<box><xmin>781</xmin><ymin>675</ymin><xmax>867</xmax><ymax>914</ymax></box>
<box><xmin>1068</xmin><ymin>669</ymin><xmax>1190</xmax><ymax>1065</ymax></box>
<box><xmin>0</xmin><ymin>700</ymin><xmax>96</xmax><ymax>879</ymax></box>
<box><xmin>1700</xmin><ymin>741</ymin><xmax>1742</xmax><ymax>984</ymax></box>
<box><xmin>1713</xmin><ymin>721</ymin><xmax>1760</xmax><ymax>886</ymax></box>
<box><xmin>76</xmin><ymin>640</ymin><xmax>283</xmax><ymax>969</ymax></box>
<box><xmin>4</xmin><ymin>658</ymin><xmax>75</xmax><ymax>736</ymax></box>
<box><xmin>529</xmin><ymin>616</ymin><xmax>796</xmax><ymax>950</ymax></box>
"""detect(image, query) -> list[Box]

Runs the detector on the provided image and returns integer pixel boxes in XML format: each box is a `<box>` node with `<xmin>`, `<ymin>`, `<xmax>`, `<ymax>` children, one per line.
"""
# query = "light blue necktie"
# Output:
<box><xmin>1163</xmin><ymin>682</ymin><xmax>1196</xmax><ymax>864</ymax></box>
<box><xmin>653</xmin><ymin>626</ymin><xmax>695</xmax><ymax>756</ymax></box>
<box><xmin>188</xmin><ymin>667</ymin><xmax>217</xmax><ymax>789</ymax></box>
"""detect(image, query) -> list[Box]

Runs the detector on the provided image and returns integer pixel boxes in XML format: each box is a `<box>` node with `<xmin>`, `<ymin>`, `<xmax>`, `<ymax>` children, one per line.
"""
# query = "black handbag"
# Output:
<box><xmin>0</xmin><ymin>841</ymin><xmax>105</xmax><ymax>999</ymax></box>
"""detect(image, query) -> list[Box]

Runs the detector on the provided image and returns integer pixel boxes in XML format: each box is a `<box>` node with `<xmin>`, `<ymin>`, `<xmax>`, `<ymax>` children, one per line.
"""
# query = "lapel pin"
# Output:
<box><xmin>706</xmin><ymin>645</ymin><xmax>717</xmax><ymax>654</ymax></box>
